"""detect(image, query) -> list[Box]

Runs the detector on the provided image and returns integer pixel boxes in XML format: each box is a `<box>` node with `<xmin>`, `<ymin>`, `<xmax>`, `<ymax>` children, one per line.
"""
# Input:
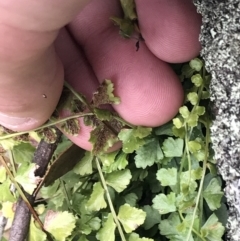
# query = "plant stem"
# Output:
<box><xmin>0</xmin><ymin>113</ymin><xmax>93</xmax><ymax>140</ymax></box>
<box><xmin>0</xmin><ymin>156</ymin><xmax>43</xmax><ymax>228</ymax></box>
<box><xmin>178</xmin><ymin>212</ymin><xmax>206</xmax><ymax>241</ymax></box>
<box><xmin>95</xmin><ymin>157</ymin><xmax>127</xmax><ymax>241</ymax></box>
<box><xmin>186</xmin><ymin>122</ymin><xmax>210</xmax><ymax>241</ymax></box>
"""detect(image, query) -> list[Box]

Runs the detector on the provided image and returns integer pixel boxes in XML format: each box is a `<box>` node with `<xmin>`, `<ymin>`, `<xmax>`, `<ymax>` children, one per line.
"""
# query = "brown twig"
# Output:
<box><xmin>9</xmin><ymin>128</ymin><xmax>62</xmax><ymax>241</ymax></box>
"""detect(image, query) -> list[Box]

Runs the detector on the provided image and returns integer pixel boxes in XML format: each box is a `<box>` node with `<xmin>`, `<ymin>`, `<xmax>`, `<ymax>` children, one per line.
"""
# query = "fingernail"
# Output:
<box><xmin>0</xmin><ymin>112</ymin><xmax>38</xmax><ymax>131</ymax></box>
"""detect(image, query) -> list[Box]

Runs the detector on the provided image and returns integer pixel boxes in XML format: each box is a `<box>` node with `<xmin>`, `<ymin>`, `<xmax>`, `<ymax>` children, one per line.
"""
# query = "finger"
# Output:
<box><xmin>68</xmin><ymin>0</ymin><xmax>184</xmax><ymax>127</ymax></box>
<box><xmin>0</xmin><ymin>0</ymin><xmax>90</xmax><ymax>131</ymax></box>
<box><xmin>0</xmin><ymin>0</ymin><xmax>90</xmax><ymax>31</ymax></box>
<box><xmin>135</xmin><ymin>0</ymin><xmax>202</xmax><ymax>63</ymax></box>
<box><xmin>55</xmin><ymin>28</ymin><xmax>120</xmax><ymax>151</ymax></box>
<box><xmin>55</xmin><ymin>28</ymin><xmax>98</xmax><ymax>150</ymax></box>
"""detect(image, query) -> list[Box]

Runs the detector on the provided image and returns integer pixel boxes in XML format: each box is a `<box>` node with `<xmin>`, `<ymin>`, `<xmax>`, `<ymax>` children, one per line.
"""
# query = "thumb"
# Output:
<box><xmin>0</xmin><ymin>0</ymin><xmax>90</xmax><ymax>131</ymax></box>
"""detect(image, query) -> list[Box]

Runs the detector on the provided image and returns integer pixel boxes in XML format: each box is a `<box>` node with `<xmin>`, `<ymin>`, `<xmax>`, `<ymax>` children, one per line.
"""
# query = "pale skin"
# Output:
<box><xmin>0</xmin><ymin>0</ymin><xmax>202</xmax><ymax>150</ymax></box>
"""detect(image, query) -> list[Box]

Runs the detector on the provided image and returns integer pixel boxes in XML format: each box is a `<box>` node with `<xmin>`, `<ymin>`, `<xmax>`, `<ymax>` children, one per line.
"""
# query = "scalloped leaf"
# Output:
<box><xmin>44</xmin><ymin>211</ymin><xmax>76</xmax><ymax>241</ymax></box>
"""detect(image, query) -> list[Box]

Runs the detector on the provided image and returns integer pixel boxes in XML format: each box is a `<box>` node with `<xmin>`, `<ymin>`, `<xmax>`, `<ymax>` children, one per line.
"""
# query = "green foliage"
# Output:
<box><xmin>0</xmin><ymin>58</ymin><xmax>226</xmax><ymax>241</ymax></box>
<box><xmin>118</xmin><ymin>127</ymin><xmax>152</xmax><ymax>153</ymax></box>
<box><xmin>105</xmin><ymin>169</ymin><xmax>132</xmax><ymax>192</ymax></box>
<box><xmin>152</xmin><ymin>192</ymin><xmax>176</xmax><ymax>214</ymax></box>
<box><xmin>15</xmin><ymin>163</ymin><xmax>41</xmax><ymax>194</ymax></box>
<box><xmin>162</xmin><ymin>137</ymin><xmax>184</xmax><ymax>157</ymax></box>
<box><xmin>135</xmin><ymin>138</ymin><xmax>163</xmax><ymax>168</ymax></box>
<box><xmin>203</xmin><ymin>177</ymin><xmax>224</xmax><ymax>211</ymax></box>
<box><xmin>28</xmin><ymin>219</ymin><xmax>47</xmax><ymax>241</ymax></box>
<box><xmin>86</xmin><ymin>182</ymin><xmax>107</xmax><ymax>211</ymax></box>
<box><xmin>0</xmin><ymin>180</ymin><xmax>16</xmax><ymax>202</ymax></box>
<box><xmin>200</xmin><ymin>214</ymin><xmax>225</xmax><ymax>240</ymax></box>
<box><xmin>96</xmin><ymin>214</ymin><xmax>116</xmax><ymax>241</ymax></box>
<box><xmin>44</xmin><ymin>211</ymin><xmax>76</xmax><ymax>241</ymax></box>
<box><xmin>117</xmin><ymin>204</ymin><xmax>146</xmax><ymax>233</ymax></box>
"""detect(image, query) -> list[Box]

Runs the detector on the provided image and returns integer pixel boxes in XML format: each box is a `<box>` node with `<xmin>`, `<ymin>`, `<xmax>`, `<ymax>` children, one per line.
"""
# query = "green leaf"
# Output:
<box><xmin>73</xmin><ymin>151</ymin><xmax>93</xmax><ymax>176</ymax></box>
<box><xmin>93</xmin><ymin>108</ymin><xmax>113</xmax><ymax>121</ymax></box>
<box><xmin>44</xmin><ymin>211</ymin><xmax>76</xmax><ymax>241</ymax></box>
<box><xmin>172</xmin><ymin>126</ymin><xmax>185</xmax><ymax>138</ymax></box>
<box><xmin>152</xmin><ymin>192</ymin><xmax>176</xmax><ymax>214</ymax></box>
<box><xmin>180</xmin><ymin>171</ymin><xmax>198</xmax><ymax>195</ymax></box>
<box><xmin>77</xmin><ymin>235</ymin><xmax>89</xmax><ymax>241</ymax></box>
<box><xmin>156</xmin><ymin>168</ymin><xmax>177</xmax><ymax>187</ymax></box>
<box><xmin>12</xmin><ymin>143</ymin><xmax>35</xmax><ymax>164</ymax></box>
<box><xmin>188</xmin><ymin>140</ymin><xmax>202</xmax><ymax>153</ymax></box>
<box><xmin>135</xmin><ymin>138</ymin><xmax>163</xmax><ymax>168</ymax></box>
<box><xmin>40</xmin><ymin>181</ymin><xmax>59</xmax><ymax>199</ymax></box>
<box><xmin>195</xmin><ymin>106</ymin><xmax>205</xmax><ymax>116</ymax></box>
<box><xmin>118</xmin><ymin>204</ymin><xmax>146</xmax><ymax>233</ymax></box>
<box><xmin>142</xmin><ymin>205</ymin><xmax>161</xmax><ymax>230</ymax></box>
<box><xmin>0</xmin><ymin>138</ymin><xmax>20</xmax><ymax>151</ymax></box>
<box><xmin>118</xmin><ymin>127</ymin><xmax>152</xmax><ymax>153</ymax></box>
<box><xmin>181</xmin><ymin>64</ymin><xmax>195</xmax><ymax>79</ymax></box>
<box><xmin>128</xmin><ymin>232</ymin><xmax>154</xmax><ymax>241</ymax></box>
<box><xmin>99</xmin><ymin>151</ymin><xmax>118</xmax><ymax>167</ymax></box>
<box><xmin>176</xmin><ymin>214</ymin><xmax>199</xmax><ymax>235</ymax></box>
<box><xmin>189</xmin><ymin>58</ymin><xmax>203</xmax><ymax>72</ymax></box>
<box><xmin>187</xmin><ymin>92</ymin><xmax>198</xmax><ymax>105</ymax></box>
<box><xmin>159</xmin><ymin>213</ymin><xmax>194</xmax><ymax>241</ymax></box>
<box><xmin>187</xmin><ymin>112</ymin><xmax>199</xmax><ymax>127</ymax></box>
<box><xmin>120</xmin><ymin>0</ymin><xmax>137</xmax><ymax>20</ymax></box>
<box><xmin>28</xmin><ymin>219</ymin><xmax>47</xmax><ymax>241</ymax></box>
<box><xmin>1</xmin><ymin>201</ymin><xmax>14</xmax><ymax>219</ymax></box>
<box><xmin>159</xmin><ymin>213</ymin><xmax>180</xmax><ymax>236</ymax></box>
<box><xmin>176</xmin><ymin>192</ymin><xmax>196</xmax><ymax>214</ymax></box>
<box><xmin>154</xmin><ymin>122</ymin><xmax>174</xmax><ymax>136</ymax></box>
<box><xmin>191</xmin><ymin>74</ymin><xmax>203</xmax><ymax>87</ymax></box>
<box><xmin>201</xmin><ymin>90</ymin><xmax>210</xmax><ymax>99</ymax></box>
<box><xmin>15</xmin><ymin>163</ymin><xmax>41</xmax><ymax>194</ymax></box>
<box><xmin>0</xmin><ymin>180</ymin><xmax>16</xmax><ymax>202</ymax></box>
<box><xmin>111</xmin><ymin>17</ymin><xmax>135</xmax><ymax>38</ymax></box>
<box><xmin>203</xmin><ymin>178</ymin><xmax>224</xmax><ymax>211</ymax></box>
<box><xmin>96</xmin><ymin>213</ymin><xmax>116</xmax><ymax>241</ymax></box>
<box><xmin>200</xmin><ymin>214</ymin><xmax>225</xmax><ymax>241</ymax></box>
<box><xmin>106</xmin><ymin>169</ymin><xmax>132</xmax><ymax>192</ymax></box>
<box><xmin>179</xmin><ymin>106</ymin><xmax>190</xmax><ymax>119</ymax></box>
<box><xmin>88</xmin><ymin>217</ymin><xmax>101</xmax><ymax>231</ymax></box>
<box><xmin>0</xmin><ymin>165</ymin><xmax>6</xmax><ymax>182</ymax></box>
<box><xmin>92</xmin><ymin>79</ymin><xmax>120</xmax><ymax>106</ymax></box>
<box><xmin>86</xmin><ymin>182</ymin><xmax>107</xmax><ymax>211</ymax></box>
<box><xmin>102</xmin><ymin>151</ymin><xmax>128</xmax><ymax>173</ymax></box>
<box><xmin>172</xmin><ymin>117</ymin><xmax>183</xmax><ymax>129</ymax></box>
<box><xmin>162</xmin><ymin>137</ymin><xmax>183</xmax><ymax>157</ymax></box>
<box><xmin>78</xmin><ymin>219</ymin><xmax>92</xmax><ymax>235</ymax></box>
<box><xmin>124</xmin><ymin>193</ymin><xmax>138</xmax><ymax>207</ymax></box>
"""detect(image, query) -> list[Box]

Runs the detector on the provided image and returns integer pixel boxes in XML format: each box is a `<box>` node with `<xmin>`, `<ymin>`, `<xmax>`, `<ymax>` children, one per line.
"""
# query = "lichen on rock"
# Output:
<box><xmin>193</xmin><ymin>1</ymin><xmax>240</xmax><ymax>240</ymax></box>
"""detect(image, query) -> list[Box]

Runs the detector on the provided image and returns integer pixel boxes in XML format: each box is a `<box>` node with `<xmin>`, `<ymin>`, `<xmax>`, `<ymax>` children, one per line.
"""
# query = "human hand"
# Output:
<box><xmin>0</xmin><ymin>0</ymin><xmax>201</xmax><ymax>150</ymax></box>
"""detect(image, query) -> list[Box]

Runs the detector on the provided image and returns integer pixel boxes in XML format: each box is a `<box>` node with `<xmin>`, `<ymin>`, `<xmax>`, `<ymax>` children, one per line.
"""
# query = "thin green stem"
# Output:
<box><xmin>64</xmin><ymin>81</ymin><xmax>92</xmax><ymax>110</ymax></box>
<box><xmin>0</xmin><ymin>113</ymin><xmax>93</xmax><ymax>140</ymax></box>
<box><xmin>113</xmin><ymin>116</ymin><xmax>135</xmax><ymax>129</ymax></box>
<box><xmin>178</xmin><ymin>212</ymin><xmax>206</xmax><ymax>241</ymax></box>
<box><xmin>186</xmin><ymin>123</ymin><xmax>210</xmax><ymax>241</ymax></box>
<box><xmin>8</xmin><ymin>150</ymin><xmax>16</xmax><ymax>176</ymax></box>
<box><xmin>95</xmin><ymin>157</ymin><xmax>127</xmax><ymax>241</ymax></box>
<box><xmin>0</xmin><ymin>156</ymin><xmax>44</xmax><ymax>229</ymax></box>
<box><xmin>184</xmin><ymin>124</ymin><xmax>192</xmax><ymax>172</ymax></box>
<box><xmin>59</xmin><ymin>179</ymin><xmax>71</xmax><ymax>209</ymax></box>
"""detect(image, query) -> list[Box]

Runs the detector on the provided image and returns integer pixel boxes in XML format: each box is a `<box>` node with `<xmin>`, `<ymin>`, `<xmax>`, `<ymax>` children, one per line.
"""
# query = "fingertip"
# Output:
<box><xmin>136</xmin><ymin>0</ymin><xmax>202</xmax><ymax>63</ymax></box>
